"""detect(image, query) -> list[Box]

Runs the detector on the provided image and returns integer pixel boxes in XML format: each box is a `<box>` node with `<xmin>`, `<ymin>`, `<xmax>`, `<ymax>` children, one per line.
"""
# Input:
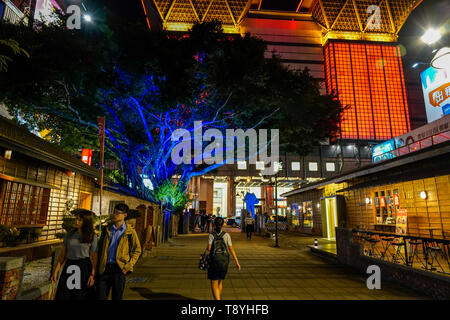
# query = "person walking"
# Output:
<box><xmin>96</xmin><ymin>203</ymin><xmax>141</xmax><ymax>300</ymax></box>
<box><xmin>206</xmin><ymin>217</ymin><xmax>241</xmax><ymax>300</ymax></box>
<box><xmin>245</xmin><ymin>213</ymin><xmax>255</xmax><ymax>240</ymax></box>
<box><xmin>201</xmin><ymin>212</ymin><xmax>207</xmax><ymax>232</ymax></box>
<box><xmin>51</xmin><ymin>209</ymin><xmax>98</xmax><ymax>300</ymax></box>
<box><xmin>207</xmin><ymin>214</ymin><xmax>213</xmax><ymax>233</ymax></box>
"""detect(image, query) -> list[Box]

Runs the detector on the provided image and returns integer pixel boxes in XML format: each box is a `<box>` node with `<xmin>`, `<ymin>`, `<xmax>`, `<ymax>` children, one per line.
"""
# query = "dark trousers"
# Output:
<box><xmin>55</xmin><ymin>258</ymin><xmax>94</xmax><ymax>300</ymax></box>
<box><xmin>246</xmin><ymin>225</ymin><xmax>254</xmax><ymax>239</ymax></box>
<box><xmin>97</xmin><ymin>263</ymin><xmax>127</xmax><ymax>300</ymax></box>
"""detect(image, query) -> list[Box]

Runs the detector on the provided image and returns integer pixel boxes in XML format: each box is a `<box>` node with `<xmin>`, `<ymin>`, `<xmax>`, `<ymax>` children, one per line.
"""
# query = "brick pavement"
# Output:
<box><xmin>123</xmin><ymin>228</ymin><xmax>430</xmax><ymax>300</ymax></box>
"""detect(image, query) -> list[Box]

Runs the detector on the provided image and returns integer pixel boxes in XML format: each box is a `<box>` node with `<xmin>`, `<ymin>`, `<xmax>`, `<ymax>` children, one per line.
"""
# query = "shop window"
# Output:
<box><xmin>0</xmin><ymin>179</ymin><xmax>50</xmax><ymax>226</ymax></box>
<box><xmin>301</xmin><ymin>201</ymin><xmax>313</xmax><ymax>228</ymax></box>
<box><xmin>237</xmin><ymin>161</ymin><xmax>247</xmax><ymax>170</ymax></box>
<box><xmin>326</xmin><ymin>162</ymin><xmax>336</xmax><ymax>172</ymax></box>
<box><xmin>255</xmin><ymin>161</ymin><xmax>265</xmax><ymax>170</ymax></box>
<box><xmin>373</xmin><ymin>188</ymin><xmax>400</xmax><ymax>225</ymax></box>
<box><xmin>78</xmin><ymin>192</ymin><xmax>92</xmax><ymax>210</ymax></box>
<box><xmin>291</xmin><ymin>162</ymin><xmax>300</xmax><ymax>171</ymax></box>
<box><xmin>308</xmin><ymin>162</ymin><xmax>318</xmax><ymax>172</ymax></box>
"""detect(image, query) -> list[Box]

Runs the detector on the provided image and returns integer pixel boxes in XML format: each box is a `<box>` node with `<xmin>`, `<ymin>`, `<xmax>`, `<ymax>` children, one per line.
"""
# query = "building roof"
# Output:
<box><xmin>144</xmin><ymin>0</ymin><xmax>423</xmax><ymax>42</ymax></box>
<box><xmin>0</xmin><ymin>115</ymin><xmax>100</xmax><ymax>179</ymax></box>
<box><xmin>281</xmin><ymin>139</ymin><xmax>450</xmax><ymax>197</ymax></box>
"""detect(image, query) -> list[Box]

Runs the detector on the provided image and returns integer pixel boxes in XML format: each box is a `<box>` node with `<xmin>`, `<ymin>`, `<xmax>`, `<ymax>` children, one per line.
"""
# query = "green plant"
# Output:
<box><xmin>55</xmin><ymin>232</ymin><xmax>66</xmax><ymax>239</ymax></box>
<box><xmin>4</xmin><ymin>227</ymin><xmax>20</xmax><ymax>245</ymax></box>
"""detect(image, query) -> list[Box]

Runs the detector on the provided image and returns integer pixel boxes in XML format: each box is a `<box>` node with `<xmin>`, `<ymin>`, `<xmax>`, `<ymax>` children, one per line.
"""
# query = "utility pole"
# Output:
<box><xmin>274</xmin><ymin>174</ymin><xmax>279</xmax><ymax>247</ymax></box>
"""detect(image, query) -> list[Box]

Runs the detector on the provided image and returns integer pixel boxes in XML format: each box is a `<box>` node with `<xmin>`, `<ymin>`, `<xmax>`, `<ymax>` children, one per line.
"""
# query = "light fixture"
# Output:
<box><xmin>421</xmin><ymin>28</ymin><xmax>441</xmax><ymax>45</ymax></box>
<box><xmin>431</xmin><ymin>47</ymin><xmax>450</xmax><ymax>70</ymax></box>
<box><xmin>84</xmin><ymin>14</ymin><xmax>92</xmax><ymax>22</ymax></box>
<box><xmin>412</xmin><ymin>62</ymin><xmax>419</xmax><ymax>68</ymax></box>
<box><xmin>365</xmin><ymin>197</ymin><xmax>371</xmax><ymax>204</ymax></box>
<box><xmin>4</xmin><ymin>150</ymin><xmax>12</xmax><ymax>160</ymax></box>
<box><xmin>420</xmin><ymin>191</ymin><xmax>427</xmax><ymax>200</ymax></box>
<box><xmin>317</xmin><ymin>203</ymin><xmax>320</xmax><ymax>209</ymax></box>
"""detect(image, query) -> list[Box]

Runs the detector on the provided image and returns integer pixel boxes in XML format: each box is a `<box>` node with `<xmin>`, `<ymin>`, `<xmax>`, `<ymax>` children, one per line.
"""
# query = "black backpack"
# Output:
<box><xmin>209</xmin><ymin>231</ymin><xmax>229</xmax><ymax>272</ymax></box>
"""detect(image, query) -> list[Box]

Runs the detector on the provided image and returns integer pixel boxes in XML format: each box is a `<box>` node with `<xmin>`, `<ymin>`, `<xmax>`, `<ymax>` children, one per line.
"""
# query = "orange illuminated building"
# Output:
<box><xmin>324</xmin><ymin>41</ymin><xmax>411</xmax><ymax>140</ymax></box>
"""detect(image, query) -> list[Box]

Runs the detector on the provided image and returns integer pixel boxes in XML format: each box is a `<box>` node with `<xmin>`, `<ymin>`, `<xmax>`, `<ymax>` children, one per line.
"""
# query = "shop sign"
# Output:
<box><xmin>291</xmin><ymin>203</ymin><xmax>299</xmax><ymax>216</ymax></box>
<box><xmin>396</xmin><ymin>209</ymin><xmax>408</xmax><ymax>235</ymax></box>
<box><xmin>372</xmin><ymin>139</ymin><xmax>395</xmax><ymax>163</ymax></box>
<box><xmin>421</xmin><ymin>66</ymin><xmax>450</xmax><ymax>123</ymax></box>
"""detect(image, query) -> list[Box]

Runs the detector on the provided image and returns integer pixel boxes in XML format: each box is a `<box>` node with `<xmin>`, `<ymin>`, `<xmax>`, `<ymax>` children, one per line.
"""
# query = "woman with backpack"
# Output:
<box><xmin>206</xmin><ymin>217</ymin><xmax>241</xmax><ymax>300</ymax></box>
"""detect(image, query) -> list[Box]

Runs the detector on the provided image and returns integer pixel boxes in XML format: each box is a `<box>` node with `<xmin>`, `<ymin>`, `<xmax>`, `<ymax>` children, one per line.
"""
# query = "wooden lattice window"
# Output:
<box><xmin>0</xmin><ymin>179</ymin><xmax>50</xmax><ymax>226</ymax></box>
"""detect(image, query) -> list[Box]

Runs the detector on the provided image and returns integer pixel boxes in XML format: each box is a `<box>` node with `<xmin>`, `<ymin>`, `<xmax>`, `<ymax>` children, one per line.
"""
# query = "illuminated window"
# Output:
<box><xmin>326</xmin><ymin>162</ymin><xmax>336</xmax><ymax>172</ymax></box>
<box><xmin>237</xmin><ymin>161</ymin><xmax>247</xmax><ymax>170</ymax></box>
<box><xmin>308</xmin><ymin>162</ymin><xmax>318</xmax><ymax>171</ymax></box>
<box><xmin>0</xmin><ymin>180</ymin><xmax>50</xmax><ymax>226</ymax></box>
<box><xmin>291</xmin><ymin>162</ymin><xmax>301</xmax><ymax>171</ymax></box>
<box><xmin>255</xmin><ymin>161</ymin><xmax>265</xmax><ymax>170</ymax></box>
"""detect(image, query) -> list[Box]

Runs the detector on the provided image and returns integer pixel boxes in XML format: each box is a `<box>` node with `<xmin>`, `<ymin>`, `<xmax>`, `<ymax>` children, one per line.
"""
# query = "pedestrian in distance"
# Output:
<box><xmin>206</xmin><ymin>217</ymin><xmax>241</xmax><ymax>300</ymax></box>
<box><xmin>51</xmin><ymin>209</ymin><xmax>98</xmax><ymax>300</ymax></box>
<box><xmin>207</xmin><ymin>214</ymin><xmax>213</xmax><ymax>233</ymax></box>
<box><xmin>96</xmin><ymin>203</ymin><xmax>142</xmax><ymax>300</ymax></box>
<box><xmin>245</xmin><ymin>213</ymin><xmax>255</xmax><ymax>240</ymax></box>
<box><xmin>201</xmin><ymin>212</ymin><xmax>207</xmax><ymax>232</ymax></box>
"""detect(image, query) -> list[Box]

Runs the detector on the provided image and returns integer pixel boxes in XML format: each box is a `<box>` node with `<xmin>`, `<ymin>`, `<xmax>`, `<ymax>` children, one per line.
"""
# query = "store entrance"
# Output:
<box><xmin>322</xmin><ymin>197</ymin><xmax>338</xmax><ymax>239</ymax></box>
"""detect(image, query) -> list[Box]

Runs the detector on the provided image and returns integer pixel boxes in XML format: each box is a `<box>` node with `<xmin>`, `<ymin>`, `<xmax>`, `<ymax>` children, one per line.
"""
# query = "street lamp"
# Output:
<box><xmin>421</xmin><ymin>28</ymin><xmax>441</xmax><ymax>45</ymax></box>
<box><xmin>84</xmin><ymin>14</ymin><xmax>92</xmax><ymax>22</ymax></box>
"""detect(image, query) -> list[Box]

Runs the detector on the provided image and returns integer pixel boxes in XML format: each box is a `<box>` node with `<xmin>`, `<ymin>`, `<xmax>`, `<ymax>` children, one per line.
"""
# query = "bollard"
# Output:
<box><xmin>314</xmin><ymin>239</ymin><xmax>318</xmax><ymax>247</ymax></box>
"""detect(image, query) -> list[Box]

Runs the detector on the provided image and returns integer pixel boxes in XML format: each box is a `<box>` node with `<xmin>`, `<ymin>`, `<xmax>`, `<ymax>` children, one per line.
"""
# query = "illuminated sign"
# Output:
<box><xmin>81</xmin><ymin>148</ymin><xmax>92</xmax><ymax>166</ymax></box>
<box><xmin>421</xmin><ymin>66</ymin><xmax>450</xmax><ymax>123</ymax></box>
<box><xmin>396</xmin><ymin>209</ymin><xmax>408</xmax><ymax>235</ymax></box>
<box><xmin>372</xmin><ymin>139</ymin><xmax>395</xmax><ymax>163</ymax></box>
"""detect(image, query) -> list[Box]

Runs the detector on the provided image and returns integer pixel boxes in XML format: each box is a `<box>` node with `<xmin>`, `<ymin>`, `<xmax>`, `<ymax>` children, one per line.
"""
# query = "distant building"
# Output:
<box><xmin>141</xmin><ymin>0</ymin><xmax>427</xmax><ymax>217</ymax></box>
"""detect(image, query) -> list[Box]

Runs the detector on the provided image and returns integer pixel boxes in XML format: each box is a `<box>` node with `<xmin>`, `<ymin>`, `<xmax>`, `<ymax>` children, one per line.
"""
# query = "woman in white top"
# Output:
<box><xmin>206</xmin><ymin>217</ymin><xmax>241</xmax><ymax>300</ymax></box>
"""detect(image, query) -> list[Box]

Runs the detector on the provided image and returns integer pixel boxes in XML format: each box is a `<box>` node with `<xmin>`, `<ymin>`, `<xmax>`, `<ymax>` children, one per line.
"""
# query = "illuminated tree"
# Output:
<box><xmin>0</xmin><ymin>17</ymin><xmax>342</xmax><ymax>212</ymax></box>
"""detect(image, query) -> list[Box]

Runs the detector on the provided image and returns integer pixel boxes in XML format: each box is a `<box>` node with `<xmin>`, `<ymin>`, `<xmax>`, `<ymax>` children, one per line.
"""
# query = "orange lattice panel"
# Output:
<box><xmin>324</xmin><ymin>41</ymin><xmax>410</xmax><ymax>141</ymax></box>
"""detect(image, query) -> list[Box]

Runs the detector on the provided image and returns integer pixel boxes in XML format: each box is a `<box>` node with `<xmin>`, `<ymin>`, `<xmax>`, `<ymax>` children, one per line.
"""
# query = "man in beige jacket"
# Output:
<box><xmin>97</xmin><ymin>203</ymin><xmax>141</xmax><ymax>300</ymax></box>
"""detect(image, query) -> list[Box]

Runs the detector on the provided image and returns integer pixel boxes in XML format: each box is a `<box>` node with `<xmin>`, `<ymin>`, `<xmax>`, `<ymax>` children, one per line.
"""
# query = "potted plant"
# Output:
<box><xmin>18</xmin><ymin>227</ymin><xmax>36</xmax><ymax>244</ymax></box>
<box><xmin>4</xmin><ymin>227</ymin><xmax>20</xmax><ymax>247</ymax></box>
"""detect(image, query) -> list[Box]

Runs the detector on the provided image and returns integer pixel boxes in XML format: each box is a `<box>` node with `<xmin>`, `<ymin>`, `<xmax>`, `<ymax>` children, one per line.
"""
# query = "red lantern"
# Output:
<box><xmin>81</xmin><ymin>148</ymin><xmax>93</xmax><ymax>166</ymax></box>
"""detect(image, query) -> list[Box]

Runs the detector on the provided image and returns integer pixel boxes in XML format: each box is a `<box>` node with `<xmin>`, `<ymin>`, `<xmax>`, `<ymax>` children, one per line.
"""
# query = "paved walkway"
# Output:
<box><xmin>123</xmin><ymin>228</ymin><xmax>429</xmax><ymax>300</ymax></box>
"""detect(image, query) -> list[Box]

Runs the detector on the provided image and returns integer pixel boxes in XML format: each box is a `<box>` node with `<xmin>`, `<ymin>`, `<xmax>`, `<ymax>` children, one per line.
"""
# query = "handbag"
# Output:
<box><xmin>198</xmin><ymin>250</ymin><xmax>210</xmax><ymax>271</ymax></box>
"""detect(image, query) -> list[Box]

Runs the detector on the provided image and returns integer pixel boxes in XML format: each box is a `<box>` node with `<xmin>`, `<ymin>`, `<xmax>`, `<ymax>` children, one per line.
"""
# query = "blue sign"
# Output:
<box><xmin>372</xmin><ymin>139</ymin><xmax>395</xmax><ymax>163</ymax></box>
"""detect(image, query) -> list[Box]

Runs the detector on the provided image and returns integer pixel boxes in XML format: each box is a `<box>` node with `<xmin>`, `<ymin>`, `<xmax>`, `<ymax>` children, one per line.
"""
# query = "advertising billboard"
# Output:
<box><xmin>34</xmin><ymin>0</ymin><xmax>62</xmax><ymax>24</ymax></box>
<box><xmin>372</xmin><ymin>139</ymin><xmax>395</xmax><ymax>163</ymax></box>
<box><xmin>420</xmin><ymin>66</ymin><xmax>450</xmax><ymax>123</ymax></box>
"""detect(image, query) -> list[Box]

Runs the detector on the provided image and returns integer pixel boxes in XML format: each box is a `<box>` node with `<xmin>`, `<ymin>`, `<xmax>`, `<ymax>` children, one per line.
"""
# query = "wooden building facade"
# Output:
<box><xmin>284</xmin><ymin>140</ymin><xmax>450</xmax><ymax>240</ymax></box>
